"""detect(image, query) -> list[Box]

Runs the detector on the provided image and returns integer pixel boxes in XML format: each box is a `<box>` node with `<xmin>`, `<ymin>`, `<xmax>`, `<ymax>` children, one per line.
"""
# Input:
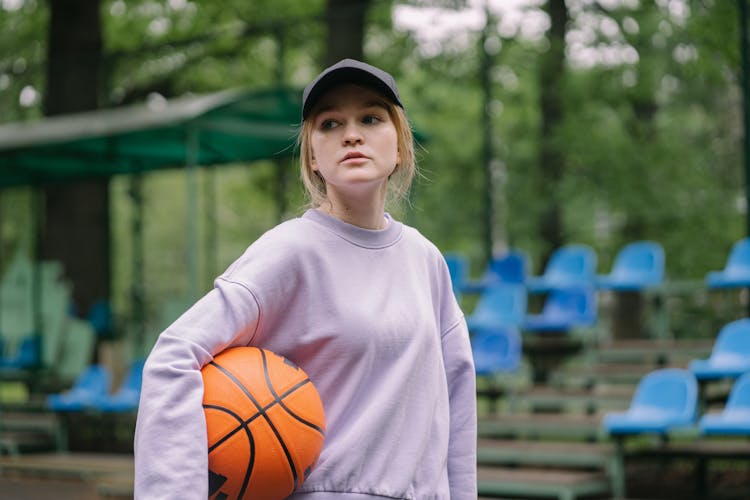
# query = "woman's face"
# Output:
<box><xmin>309</xmin><ymin>84</ymin><xmax>399</xmax><ymax>202</ymax></box>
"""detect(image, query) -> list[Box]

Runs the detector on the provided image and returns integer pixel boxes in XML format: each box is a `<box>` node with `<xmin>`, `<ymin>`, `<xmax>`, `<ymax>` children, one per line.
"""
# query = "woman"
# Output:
<box><xmin>134</xmin><ymin>58</ymin><xmax>477</xmax><ymax>499</ymax></box>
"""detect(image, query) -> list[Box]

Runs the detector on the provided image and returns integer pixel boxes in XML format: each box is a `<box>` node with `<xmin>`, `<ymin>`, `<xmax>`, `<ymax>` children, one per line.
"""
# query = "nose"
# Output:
<box><xmin>342</xmin><ymin>122</ymin><xmax>363</xmax><ymax>146</ymax></box>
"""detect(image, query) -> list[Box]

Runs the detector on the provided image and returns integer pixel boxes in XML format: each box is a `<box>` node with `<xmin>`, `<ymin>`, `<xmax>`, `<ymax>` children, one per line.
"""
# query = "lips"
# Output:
<box><xmin>341</xmin><ymin>152</ymin><xmax>368</xmax><ymax>163</ymax></box>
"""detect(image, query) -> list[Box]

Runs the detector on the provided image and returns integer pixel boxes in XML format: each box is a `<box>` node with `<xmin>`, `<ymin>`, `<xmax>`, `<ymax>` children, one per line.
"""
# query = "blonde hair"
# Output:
<box><xmin>298</xmin><ymin>101</ymin><xmax>416</xmax><ymax>208</ymax></box>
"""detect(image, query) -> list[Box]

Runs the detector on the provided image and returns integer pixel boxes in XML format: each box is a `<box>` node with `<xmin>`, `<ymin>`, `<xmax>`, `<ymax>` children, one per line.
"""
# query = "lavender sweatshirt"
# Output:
<box><xmin>134</xmin><ymin>209</ymin><xmax>477</xmax><ymax>499</ymax></box>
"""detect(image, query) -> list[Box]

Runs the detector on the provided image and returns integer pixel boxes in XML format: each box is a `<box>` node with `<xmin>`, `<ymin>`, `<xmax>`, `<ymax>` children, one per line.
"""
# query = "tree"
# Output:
<box><xmin>324</xmin><ymin>0</ymin><xmax>371</xmax><ymax>64</ymax></box>
<box><xmin>537</xmin><ymin>0</ymin><xmax>569</xmax><ymax>269</ymax></box>
<box><xmin>41</xmin><ymin>0</ymin><xmax>109</xmax><ymax>319</ymax></box>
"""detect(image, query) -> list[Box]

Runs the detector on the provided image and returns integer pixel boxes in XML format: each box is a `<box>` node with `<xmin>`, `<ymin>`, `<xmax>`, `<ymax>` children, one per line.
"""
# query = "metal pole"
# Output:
<box><xmin>480</xmin><ymin>1</ymin><xmax>495</xmax><ymax>264</ymax></box>
<box><xmin>186</xmin><ymin>127</ymin><xmax>200</xmax><ymax>301</ymax></box>
<box><xmin>740</xmin><ymin>0</ymin><xmax>750</xmax><ymax>237</ymax></box>
<box><xmin>204</xmin><ymin>164</ymin><xmax>217</xmax><ymax>286</ymax></box>
<box><xmin>31</xmin><ymin>187</ymin><xmax>43</xmax><ymax>371</ymax></box>
<box><xmin>129</xmin><ymin>173</ymin><xmax>146</xmax><ymax>358</ymax></box>
<box><xmin>740</xmin><ymin>0</ymin><xmax>750</xmax><ymax>316</ymax></box>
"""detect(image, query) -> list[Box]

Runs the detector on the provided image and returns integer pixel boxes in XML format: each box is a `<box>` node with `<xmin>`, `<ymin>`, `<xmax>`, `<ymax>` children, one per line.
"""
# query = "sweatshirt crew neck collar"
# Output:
<box><xmin>303</xmin><ymin>208</ymin><xmax>403</xmax><ymax>249</ymax></box>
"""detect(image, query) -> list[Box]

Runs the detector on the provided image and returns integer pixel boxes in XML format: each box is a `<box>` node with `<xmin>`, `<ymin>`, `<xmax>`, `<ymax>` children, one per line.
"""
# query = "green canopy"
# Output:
<box><xmin>0</xmin><ymin>86</ymin><xmax>302</xmax><ymax>186</ymax></box>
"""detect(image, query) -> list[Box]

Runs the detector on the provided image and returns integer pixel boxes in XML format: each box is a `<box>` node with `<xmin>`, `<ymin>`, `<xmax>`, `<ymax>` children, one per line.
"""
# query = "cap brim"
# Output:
<box><xmin>302</xmin><ymin>67</ymin><xmax>402</xmax><ymax>119</ymax></box>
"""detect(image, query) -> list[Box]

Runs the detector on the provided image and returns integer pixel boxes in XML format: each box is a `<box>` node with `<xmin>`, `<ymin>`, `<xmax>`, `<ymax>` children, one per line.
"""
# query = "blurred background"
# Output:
<box><xmin>0</xmin><ymin>1</ymin><xmax>747</xmax><ymax>499</ymax></box>
<box><xmin>0</xmin><ymin>0</ymin><xmax>744</xmax><ymax>347</ymax></box>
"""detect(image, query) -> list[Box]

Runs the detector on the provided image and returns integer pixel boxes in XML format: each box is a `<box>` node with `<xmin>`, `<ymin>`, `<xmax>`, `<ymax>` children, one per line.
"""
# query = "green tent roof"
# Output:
<box><xmin>0</xmin><ymin>86</ymin><xmax>302</xmax><ymax>187</ymax></box>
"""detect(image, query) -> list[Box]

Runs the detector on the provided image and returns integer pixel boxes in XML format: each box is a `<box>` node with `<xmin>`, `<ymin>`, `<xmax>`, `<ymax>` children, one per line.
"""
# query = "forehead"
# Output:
<box><xmin>311</xmin><ymin>83</ymin><xmax>391</xmax><ymax>114</ymax></box>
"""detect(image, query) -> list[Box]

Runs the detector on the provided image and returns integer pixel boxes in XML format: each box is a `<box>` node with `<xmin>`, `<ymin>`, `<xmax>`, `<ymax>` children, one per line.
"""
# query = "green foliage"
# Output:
<box><xmin>0</xmin><ymin>0</ymin><xmax>47</xmax><ymax>122</ymax></box>
<box><xmin>0</xmin><ymin>0</ymin><xmax>746</xmax><ymax>336</ymax></box>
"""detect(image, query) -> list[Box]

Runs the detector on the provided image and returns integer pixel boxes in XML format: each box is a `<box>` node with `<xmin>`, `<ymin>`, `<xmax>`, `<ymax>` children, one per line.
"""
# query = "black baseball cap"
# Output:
<box><xmin>302</xmin><ymin>58</ymin><xmax>403</xmax><ymax>119</ymax></box>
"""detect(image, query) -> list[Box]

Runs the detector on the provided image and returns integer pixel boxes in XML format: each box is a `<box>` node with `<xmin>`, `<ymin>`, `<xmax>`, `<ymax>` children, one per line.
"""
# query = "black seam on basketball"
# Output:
<box><xmin>260</xmin><ymin>349</ymin><xmax>300</xmax><ymax>490</ymax></box>
<box><xmin>202</xmin><ymin>404</ymin><xmax>256</xmax><ymax>499</ymax></box>
<box><xmin>260</xmin><ymin>359</ymin><xmax>325</xmax><ymax>438</ymax></box>
<box><xmin>209</xmin><ymin>360</ymin><xmax>267</xmax><ymax>415</ymax></box>
<box><xmin>277</xmin><ymin>394</ymin><xmax>326</xmax><ymax>437</ymax></box>
<box><xmin>203</xmin><ymin>404</ymin><xmax>248</xmax><ymax>453</ymax></box>
<box><xmin>237</xmin><ymin>423</ymin><xmax>255</xmax><ymax>500</ymax></box>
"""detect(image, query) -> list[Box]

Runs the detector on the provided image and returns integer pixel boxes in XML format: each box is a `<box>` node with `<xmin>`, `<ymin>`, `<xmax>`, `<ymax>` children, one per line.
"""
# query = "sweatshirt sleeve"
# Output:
<box><xmin>134</xmin><ymin>278</ymin><xmax>261</xmax><ymax>499</ymax></box>
<box><xmin>442</xmin><ymin>316</ymin><xmax>477</xmax><ymax>500</ymax></box>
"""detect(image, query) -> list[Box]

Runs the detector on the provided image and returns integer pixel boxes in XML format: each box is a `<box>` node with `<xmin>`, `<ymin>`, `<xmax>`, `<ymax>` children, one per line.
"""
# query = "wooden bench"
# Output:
<box><xmin>508</xmin><ymin>386</ymin><xmax>632</xmax><ymax>414</ymax></box>
<box><xmin>478</xmin><ymin>438</ymin><xmax>615</xmax><ymax>470</ymax></box>
<box><xmin>478</xmin><ymin>465</ymin><xmax>611</xmax><ymax>500</ymax></box>
<box><xmin>478</xmin><ymin>413</ymin><xmax>606</xmax><ymax>441</ymax></box>
<box><xmin>0</xmin><ymin>452</ymin><xmax>133</xmax><ymax>480</ymax></box>
<box><xmin>0</xmin><ymin>411</ymin><xmax>64</xmax><ymax>453</ymax></box>
<box><xmin>550</xmin><ymin>362</ymin><xmax>660</xmax><ymax>389</ymax></box>
<box><xmin>592</xmin><ymin>339</ymin><xmax>712</xmax><ymax>366</ymax></box>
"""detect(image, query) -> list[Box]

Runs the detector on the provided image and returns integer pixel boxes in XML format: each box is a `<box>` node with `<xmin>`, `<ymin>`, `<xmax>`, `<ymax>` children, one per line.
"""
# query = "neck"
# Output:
<box><xmin>320</xmin><ymin>192</ymin><xmax>387</xmax><ymax>230</ymax></box>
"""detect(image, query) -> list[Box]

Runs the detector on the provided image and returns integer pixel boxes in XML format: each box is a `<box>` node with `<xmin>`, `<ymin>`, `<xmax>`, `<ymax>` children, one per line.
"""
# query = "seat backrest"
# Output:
<box><xmin>74</xmin><ymin>364</ymin><xmax>111</xmax><ymax>394</ymax></box>
<box><xmin>443</xmin><ymin>253</ymin><xmax>468</xmax><ymax>295</ymax></box>
<box><xmin>486</xmin><ymin>250</ymin><xmax>528</xmax><ymax>285</ymax></box>
<box><xmin>541</xmin><ymin>287</ymin><xmax>597</xmax><ymax>324</ymax></box>
<box><xmin>711</xmin><ymin>318</ymin><xmax>750</xmax><ymax>362</ymax></box>
<box><xmin>543</xmin><ymin>244</ymin><xmax>597</xmax><ymax>283</ymax></box>
<box><xmin>610</xmin><ymin>241</ymin><xmax>665</xmax><ymax>283</ymax></box>
<box><xmin>87</xmin><ymin>299</ymin><xmax>112</xmax><ymax>337</ymax></box>
<box><xmin>724</xmin><ymin>238</ymin><xmax>750</xmax><ymax>275</ymax></box>
<box><xmin>724</xmin><ymin>372</ymin><xmax>750</xmax><ymax>411</ymax></box>
<box><xmin>14</xmin><ymin>336</ymin><xmax>40</xmax><ymax>368</ymax></box>
<box><xmin>471</xmin><ymin>326</ymin><xmax>522</xmax><ymax>374</ymax></box>
<box><xmin>2</xmin><ymin>336</ymin><xmax>40</xmax><ymax>368</ymax></box>
<box><xmin>119</xmin><ymin>359</ymin><xmax>145</xmax><ymax>393</ymax></box>
<box><xmin>473</xmin><ymin>284</ymin><xmax>527</xmax><ymax>327</ymax></box>
<box><xmin>630</xmin><ymin>368</ymin><xmax>697</xmax><ymax>422</ymax></box>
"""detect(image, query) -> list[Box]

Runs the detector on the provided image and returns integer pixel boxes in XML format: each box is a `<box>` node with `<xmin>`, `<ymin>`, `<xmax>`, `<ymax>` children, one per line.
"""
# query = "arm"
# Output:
<box><xmin>442</xmin><ymin>318</ymin><xmax>477</xmax><ymax>500</ymax></box>
<box><xmin>134</xmin><ymin>278</ymin><xmax>260</xmax><ymax>499</ymax></box>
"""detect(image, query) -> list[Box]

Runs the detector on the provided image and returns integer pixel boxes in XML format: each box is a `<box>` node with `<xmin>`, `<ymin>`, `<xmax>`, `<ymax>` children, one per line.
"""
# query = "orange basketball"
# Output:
<box><xmin>201</xmin><ymin>347</ymin><xmax>326</xmax><ymax>500</ymax></box>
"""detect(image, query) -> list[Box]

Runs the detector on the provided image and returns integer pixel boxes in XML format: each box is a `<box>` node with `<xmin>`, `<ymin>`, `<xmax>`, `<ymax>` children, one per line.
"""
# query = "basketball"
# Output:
<box><xmin>201</xmin><ymin>347</ymin><xmax>326</xmax><ymax>500</ymax></box>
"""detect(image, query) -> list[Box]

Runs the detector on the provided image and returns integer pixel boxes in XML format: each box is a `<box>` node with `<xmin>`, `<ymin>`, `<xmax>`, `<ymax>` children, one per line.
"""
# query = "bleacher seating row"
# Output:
<box><xmin>449</xmin><ymin>236</ymin><xmax>750</xmax><ymax>301</ymax></box>
<box><xmin>452</xmin><ymin>237</ymin><xmax>750</xmax><ymax>373</ymax></box>
<box><xmin>45</xmin><ymin>360</ymin><xmax>144</xmax><ymax>414</ymax></box>
<box><xmin>461</xmin><ymin>237</ymin><xmax>750</xmax><ymax>499</ymax></box>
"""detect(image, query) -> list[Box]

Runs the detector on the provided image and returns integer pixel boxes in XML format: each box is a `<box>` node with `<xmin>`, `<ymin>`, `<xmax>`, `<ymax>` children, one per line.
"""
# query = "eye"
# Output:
<box><xmin>362</xmin><ymin>114</ymin><xmax>383</xmax><ymax>125</ymax></box>
<box><xmin>319</xmin><ymin>119</ymin><xmax>339</xmax><ymax>130</ymax></box>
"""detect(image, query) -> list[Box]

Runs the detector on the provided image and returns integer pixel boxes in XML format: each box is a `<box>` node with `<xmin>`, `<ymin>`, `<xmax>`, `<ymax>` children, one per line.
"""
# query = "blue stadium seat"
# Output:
<box><xmin>471</xmin><ymin>326</ymin><xmax>522</xmax><ymax>376</ymax></box>
<box><xmin>700</xmin><ymin>372</ymin><xmax>750</xmax><ymax>435</ymax></box>
<box><xmin>522</xmin><ymin>286</ymin><xmax>597</xmax><ymax>333</ymax></box>
<box><xmin>46</xmin><ymin>364</ymin><xmax>112</xmax><ymax>412</ymax></box>
<box><xmin>596</xmin><ymin>241</ymin><xmax>665</xmax><ymax>291</ymax></box>
<box><xmin>603</xmin><ymin>368</ymin><xmax>697</xmax><ymax>435</ymax></box>
<box><xmin>463</xmin><ymin>250</ymin><xmax>528</xmax><ymax>293</ymax></box>
<box><xmin>87</xmin><ymin>299</ymin><xmax>113</xmax><ymax>337</ymax></box>
<box><xmin>705</xmin><ymin>237</ymin><xmax>750</xmax><ymax>288</ymax></box>
<box><xmin>91</xmin><ymin>359</ymin><xmax>145</xmax><ymax>412</ymax></box>
<box><xmin>689</xmin><ymin>318</ymin><xmax>750</xmax><ymax>380</ymax></box>
<box><xmin>443</xmin><ymin>252</ymin><xmax>469</xmax><ymax>299</ymax></box>
<box><xmin>0</xmin><ymin>336</ymin><xmax>40</xmax><ymax>369</ymax></box>
<box><xmin>526</xmin><ymin>244</ymin><xmax>597</xmax><ymax>293</ymax></box>
<box><xmin>466</xmin><ymin>283</ymin><xmax>527</xmax><ymax>331</ymax></box>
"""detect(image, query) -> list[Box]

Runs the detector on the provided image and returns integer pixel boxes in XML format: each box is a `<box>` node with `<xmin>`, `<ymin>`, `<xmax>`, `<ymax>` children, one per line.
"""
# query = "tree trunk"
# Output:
<box><xmin>537</xmin><ymin>0</ymin><xmax>569</xmax><ymax>270</ymax></box>
<box><xmin>42</xmin><ymin>0</ymin><xmax>108</xmax><ymax>318</ymax></box>
<box><xmin>611</xmin><ymin>4</ymin><xmax>661</xmax><ymax>340</ymax></box>
<box><xmin>324</xmin><ymin>0</ymin><xmax>371</xmax><ymax>65</ymax></box>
